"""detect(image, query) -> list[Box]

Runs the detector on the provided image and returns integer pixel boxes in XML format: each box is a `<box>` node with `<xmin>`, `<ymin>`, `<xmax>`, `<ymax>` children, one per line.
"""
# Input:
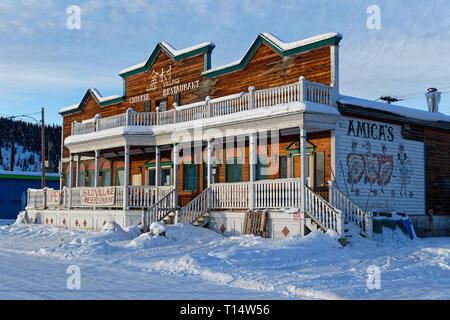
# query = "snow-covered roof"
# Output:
<box><xmin>119</xmin><ymin>41</ymin><xmax>215</xmax><ymax>76</ymax></box>
<box><xmin>59</xmin><ymin>88</ymin><xmax>122</xmax><ymax>115</ymax></box>
<box><xmin>338</xmin><ymin>95</ymin><xmax>450</xmax><ymax>123</ymax></box>
<box><xmin>202</xmin><ymin>32</ymin><xmax>342</xmax><ymax>77</ymax></box>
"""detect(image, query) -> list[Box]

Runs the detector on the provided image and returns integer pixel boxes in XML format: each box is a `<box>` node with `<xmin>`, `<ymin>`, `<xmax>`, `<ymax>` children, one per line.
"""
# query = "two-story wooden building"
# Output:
<box><xmin>24</xmin><ymin>32</ymin><xmax>450</xmax><ymax>238</ymax></box>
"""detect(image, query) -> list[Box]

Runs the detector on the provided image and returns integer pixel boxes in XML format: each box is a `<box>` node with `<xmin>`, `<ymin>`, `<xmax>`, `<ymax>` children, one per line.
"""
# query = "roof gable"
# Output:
<box><xmin>59</xmin><ymin>88</ymin><xmax>123</xmax><ymax>116</ymax></box>
<box><xmin>118</xmin><ymin>41</ymin><xmax>215</xmax><ymax>78</ymax></box>
<box><xmin>202</xmin><ymin>32</ymin><xmax>342</xmax><ymax>78</ymax></box>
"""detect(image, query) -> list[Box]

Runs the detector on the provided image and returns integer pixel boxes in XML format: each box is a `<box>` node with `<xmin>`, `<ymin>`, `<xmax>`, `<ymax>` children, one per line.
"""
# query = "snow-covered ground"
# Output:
<box><xmin>0</xmin><ymin>219</ymin><xmax>448</xmax><ymax>300</ymax></box>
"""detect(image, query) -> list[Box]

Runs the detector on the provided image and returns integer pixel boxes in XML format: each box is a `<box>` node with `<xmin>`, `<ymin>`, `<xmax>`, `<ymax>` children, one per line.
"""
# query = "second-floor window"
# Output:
<box><xmin>157</xmin><ymin>100</ymin><xmax>167</xmax><ymax>112</ymax></box>
<box><xmin>143</xmin><ymin>101</ymin><xmax>151</xmax><ymax>112</ymax></box>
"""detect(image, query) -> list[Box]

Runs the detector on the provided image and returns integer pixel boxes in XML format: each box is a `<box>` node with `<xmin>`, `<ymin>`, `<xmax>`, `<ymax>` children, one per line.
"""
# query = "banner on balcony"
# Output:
<box><xmin>47</xmin><ymin>190</ymin><xmax>63</xmax><ymax>206</ymax></box>
<box><xmin>80</xmin><ymin>187</ymin><xmax>115</xmax><ymax>206</ymax></box>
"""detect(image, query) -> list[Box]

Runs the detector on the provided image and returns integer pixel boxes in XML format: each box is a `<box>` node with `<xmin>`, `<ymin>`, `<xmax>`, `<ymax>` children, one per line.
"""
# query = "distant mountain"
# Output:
<box><xmin>0</xmin><ymin>117</ymin><xmax>61</xmax><ymax>173</ymax></box>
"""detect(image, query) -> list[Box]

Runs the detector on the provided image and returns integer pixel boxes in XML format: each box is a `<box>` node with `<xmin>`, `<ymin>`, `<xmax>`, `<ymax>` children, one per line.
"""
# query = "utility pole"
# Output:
<box><xmin>41</xmin><ymin>107</ymin><xmax>45</xmax><ymax>189</ymax></box>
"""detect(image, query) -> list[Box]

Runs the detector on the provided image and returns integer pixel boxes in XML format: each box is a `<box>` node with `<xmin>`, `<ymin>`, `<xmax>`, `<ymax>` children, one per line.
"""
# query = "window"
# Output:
<box><xmin>116</xmin><ymin>169</ymin><xmax>125</xmax><ymax>186</ymax></box>
<box><xmin>161</xmin><ymin>167</ymin><xmax>172</xmax><ymax>186</ymax></box>
<box><xmin>182</xmin><ymin>164</ymin><xmax>197</xmax><ymax>191</ymax></box>
<box><xmin>143</xmin><ymin>101</ymin><xmax>151</xmax><ymax>112</ymax></box>
<box><xmin>225</xmin><ymin>163</ymin><xmax>242</xmax><ymax>183</ymax></box>
<box><xmin>147</xmin><ymin>168</ymin><xmax>156</xmax><ymax>186</ymax></box>
<box><xmin>157</xmin><ymin>100</ymin><xmax>167</xmax><ymax>112</ymax></box>
<box><xmin>255</xmin><ymin>157</ymin><xmax>268</xmax><ymax>181</ymax></box>
<box><xmin>87</xmin><ymin>160</ymin><xmax>96</xmax><ymax>187</ymax></box>
<box><xmin>279</xmin><ymin>155</ymin><xmax>287</xmax><ymax>179</ymax></box>
<box><xmin>100</xmin><ymin>160</ymin><xmax>112</xmax><ymax>186</ymax></box>
<box><xmin>202</xmin><ymin>164</ymin><xmax>219</xmax><ymax>188</ymax></box>
<box><xmin>315</xmin><ymin>151</ymin><xmax>325</xmax><ymax>186</ymax></box>
<box><xmin>173</xmin><ymin>93</ymin><xmax>180</xmax><ymax>106</ymax></box>
<box><xmin>78</xmin><ymin>162</ymin><xmax>86</xmax><ymax>187</ymax></box>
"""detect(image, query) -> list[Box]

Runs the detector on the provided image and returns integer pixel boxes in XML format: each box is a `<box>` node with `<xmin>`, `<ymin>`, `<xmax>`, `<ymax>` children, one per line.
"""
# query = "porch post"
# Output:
<box><xmin>207</xmin><ymin>139</ymin><xmax>213</xmax><ymax>188</ymax></box>
<box><xmin>172</xmin><ymin>143</ymin><xmax>179</xmax><ymax>223</ymax></box>
<box><xmin>95</xmin><ymin>150</ymin><xmax>100</xmax><ymax>187</ymax></box>
<box><xmin>76</xmin><ymin>155</ymin><xmax>81</xmax><ymax>187</ymax></box>
<box><xmin>124</xmin><ymin>145</ymin><xmax>130</xmax><ymax>209</ymax></box>
<box><xmin>300</xmin><ymin>124</ymin><xmax>307</xmax><ymax>214</ymax></box>
<box><xmin>249</xmin><ymin>132</ymin><xmax>257</xmax><ymax>210</ymax></box>
<box><xmin>69</xmin><ymin>153</ymin><xmax>74</xmax><ymax>188</ymax></box>
<box><xmin>155</xmin><ymin>146</ymin><xmax>161</xmax><ymax>187</ymax></box>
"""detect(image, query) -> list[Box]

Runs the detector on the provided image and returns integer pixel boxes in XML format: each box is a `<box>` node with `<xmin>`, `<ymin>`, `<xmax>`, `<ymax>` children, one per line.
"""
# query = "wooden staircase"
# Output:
<box><xmin>179</xmin><ymin>188</ymin><xmax>211</xmax><ymax>227</ymax></box>
<box><xmin>141</xmin><ymin>188</ymin><xmax>177</xmax><ymax>232</ymax></box>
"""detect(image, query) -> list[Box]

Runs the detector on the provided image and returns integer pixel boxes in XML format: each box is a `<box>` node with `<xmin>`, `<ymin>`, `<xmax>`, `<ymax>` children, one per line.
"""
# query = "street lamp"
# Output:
<box><xmin>8</xmin><ymin>108</ymin><xmax>45</xmax><ymax>188</ymax></box>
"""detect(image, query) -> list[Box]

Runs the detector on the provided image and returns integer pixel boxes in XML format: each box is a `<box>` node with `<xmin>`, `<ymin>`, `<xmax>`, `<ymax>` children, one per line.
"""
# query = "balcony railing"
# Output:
<box><xmin>71</xmin><ymin>77</ymin><xmax>336</xmax><ymax>136</ymax></box>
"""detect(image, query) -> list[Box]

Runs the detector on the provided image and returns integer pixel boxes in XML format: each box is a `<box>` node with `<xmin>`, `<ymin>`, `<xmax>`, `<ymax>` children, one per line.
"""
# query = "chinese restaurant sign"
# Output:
<box><xmin>128</xmin><ymin>64</ymin><xmax>201</xmax><ymax>104</ymax></box>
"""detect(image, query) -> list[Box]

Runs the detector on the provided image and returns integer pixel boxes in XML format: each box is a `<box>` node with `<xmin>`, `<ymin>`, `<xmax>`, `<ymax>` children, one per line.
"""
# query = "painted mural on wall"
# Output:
<box><xmin>338</xmin><ymin>117</ymin><xmax>425</xmax><ymax>215</ymax></box>
<box><xmin>346</xmin><ymin>140</ymin><xmax>412</xmax><ymax>195</ymax></box>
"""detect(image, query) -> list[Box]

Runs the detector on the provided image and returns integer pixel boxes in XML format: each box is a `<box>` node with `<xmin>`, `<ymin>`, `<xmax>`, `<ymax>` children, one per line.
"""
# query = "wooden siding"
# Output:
<box><xmin>424</xmin><ymin>127</ymin><xmax>450</xmax><ymax>215</ymax></box>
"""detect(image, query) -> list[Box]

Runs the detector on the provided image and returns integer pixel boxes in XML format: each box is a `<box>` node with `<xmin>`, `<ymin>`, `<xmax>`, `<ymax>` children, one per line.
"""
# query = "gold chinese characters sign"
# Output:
<box><xmin>128</xmin><ymin>65</ymin><xmax>201</xmax><ymax>104</ymax></box>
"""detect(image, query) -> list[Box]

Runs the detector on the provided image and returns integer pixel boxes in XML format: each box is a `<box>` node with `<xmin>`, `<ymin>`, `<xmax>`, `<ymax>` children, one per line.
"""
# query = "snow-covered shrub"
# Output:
<box><xmin>150</xmin><ymin>221</ymin><xmax>166</xmax><ymax>237</ymax></box>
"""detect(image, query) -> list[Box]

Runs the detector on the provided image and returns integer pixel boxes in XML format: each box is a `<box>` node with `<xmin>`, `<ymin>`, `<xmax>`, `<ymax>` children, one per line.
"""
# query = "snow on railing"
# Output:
<box><xmin>128</xmin><ymin>185</ymin><xmax>173</xmax><ymax>208</ymax></box>
<box><xmin>70</xmin><ymin>78</ymin><xmax>336</xmax><ymax>136</ymax></box>
<box><xmin>328</xmin><ymin>180</ymin><xmax>373</xmax><ymax>239</ymax></box>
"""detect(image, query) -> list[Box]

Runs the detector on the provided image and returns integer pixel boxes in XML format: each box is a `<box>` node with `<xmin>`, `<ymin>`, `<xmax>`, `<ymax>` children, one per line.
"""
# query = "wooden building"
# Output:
<box><xmin>24</xmin><ymin>32</ymin><xmax>450</xmax><ymax>238</ymax></box>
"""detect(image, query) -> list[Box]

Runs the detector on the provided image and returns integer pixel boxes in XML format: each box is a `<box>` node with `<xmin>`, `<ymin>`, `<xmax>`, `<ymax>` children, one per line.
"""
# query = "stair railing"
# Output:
<box><xmin>179</xmin><ymin>188</ymin><xmax>211</xmax><ymax>224</ymax></box>
<box><xmin>141</xmin><ymin>188</ymin><xmax>177</xmax><ymax>232</ymax></box>
<box><xmin>328</xmin><ymin>180</ymin><xmax>373</xmax><ymax>239</ymax></box>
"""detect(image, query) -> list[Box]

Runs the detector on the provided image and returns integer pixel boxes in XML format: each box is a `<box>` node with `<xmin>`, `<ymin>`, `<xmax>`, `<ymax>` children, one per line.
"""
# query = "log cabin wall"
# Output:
<box><xmin>424</xmin><ymin>127</ymin><xmax>450</xmax><ymax>216</ymax></box>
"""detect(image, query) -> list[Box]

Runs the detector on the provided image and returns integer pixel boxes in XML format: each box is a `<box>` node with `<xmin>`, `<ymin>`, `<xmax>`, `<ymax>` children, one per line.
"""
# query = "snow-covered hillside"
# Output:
<box><xmin>0</xmin><ymin>143</ymin><xmax>41</xmax><ymax>172</ymax></box>
<box><xmin>0</xmin><ymin>219</ymin><xmax>448</xmax><ymax>300</ymax></box>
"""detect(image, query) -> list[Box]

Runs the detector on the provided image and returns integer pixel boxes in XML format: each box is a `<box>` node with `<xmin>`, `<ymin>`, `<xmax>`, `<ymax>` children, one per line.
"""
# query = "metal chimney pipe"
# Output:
<box><xmin>425</xmin><ymin>88</ymin><xmax>441</xmax><ymax>113</ymax></box>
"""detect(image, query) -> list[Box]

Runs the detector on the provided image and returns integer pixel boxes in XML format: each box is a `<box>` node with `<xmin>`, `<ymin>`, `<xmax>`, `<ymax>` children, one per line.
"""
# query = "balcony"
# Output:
<box><xmin>71</xmin><ymin>77</ymin><xmax>337</xmax><ymax>136</ymax></box>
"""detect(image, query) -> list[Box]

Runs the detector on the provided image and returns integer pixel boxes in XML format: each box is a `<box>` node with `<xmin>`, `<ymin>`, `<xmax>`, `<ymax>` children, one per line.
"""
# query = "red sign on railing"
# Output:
<box><xmin>80</xmin><ymin>187</ymin><xmax>115</xmax><ymax>206</ymax></box>
<box><xmin>47</xmin><ymin>190</ymin><xmax>62</xmax><ymax>206</ymax></box>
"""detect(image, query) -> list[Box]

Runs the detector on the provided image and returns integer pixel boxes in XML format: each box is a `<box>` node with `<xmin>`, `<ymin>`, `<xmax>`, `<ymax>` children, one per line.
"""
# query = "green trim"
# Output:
<box><xmin>99</xmin><ymin>96</ymin><xmax>124</xmax><ymax>107</ymax></box>
<box><xmin>203</xmin><ymin>34</ymin><xmax>341</xmax><ymax>78</ymax></box>
<box><xmin>203</xmin><ymin>52</ymin><xmax>211</xmax><ymax>72</ymax></box>
<box><xmin>182</xmin><ymin>163</ymin><xmax>197</xmax><ymax>192</ymax></box>
<box><xmin>0</xmin><ymin>174</ymin><xmax>59</xmax><ymax>181</ymax></box>
<box><xmin>144</xmin><ymin>159</ymin><xmax>173</xmax><ymax>168</ymax></box>
<box><xmin>119</xmin><ymin>43</ymin><xmax>215</xmax><ymax>78</ymax></box>
<box><xmin>286</xmin><ymin>139</ymin><xmax>316</xmax><ymax>157</ymax></box>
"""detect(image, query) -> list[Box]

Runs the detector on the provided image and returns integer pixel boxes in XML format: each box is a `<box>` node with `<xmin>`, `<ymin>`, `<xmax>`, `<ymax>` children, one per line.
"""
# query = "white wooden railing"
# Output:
<box><xmin>26</xmin><ymin>189</ymin><xmax>47</xmax><ymax>209</ymax></box>
<box><xmin>304</xmin><ymin>185</ymin><xmax>343</xmax><ymax>235</ymax></box>
<box><xmin>179</xmin><ymin>188</ymin><xmax>211</xmax><ymax>224</ymax></box>
<box><xmin>142</xmin><ymin>188</ymin><xmax>177</xmax><ymax>231</ymax></box>
<box><xmin>127</xmin><ymin>185</ymin><xmax>172</xmax><ymax>208</ymax></box>
<box><xmin>328</xmin><ymin>180</ymin><xmax>373</xmax><ymax>239</ymax></box>
<box><xmin>211</xmin><ymin>182</ymin><xmax>249</xmax><ymax>209</ymax></box>
<box><xmin>254</xmin><ymin>178</ymin><xmax>302</xmax><ymax>209</ymax></box>
<box><xmin>26</xmin><ymin>186</ymin><xmax>171</xmax><ymax>210</ymax></box>
<box><xmin>70</xmin><ymin>77</ymin><xmax>336</xmax><ymax>136</ymax></box>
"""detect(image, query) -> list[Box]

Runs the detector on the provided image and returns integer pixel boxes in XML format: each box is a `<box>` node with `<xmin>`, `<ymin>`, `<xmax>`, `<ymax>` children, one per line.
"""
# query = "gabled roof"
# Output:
<box><xmin>202</xmin><ymin>32</ymin><xmax>342</xmax><ymax>78</ymax></box>
<box><xmin>59</xmin><ymin>88</ymin><xmax>123</xmax><ymax>115</ymax></box>
<box><xmin>118</xmin><ymin>41</ymin><xmax>215</xmax><ymax>78</ymax></box>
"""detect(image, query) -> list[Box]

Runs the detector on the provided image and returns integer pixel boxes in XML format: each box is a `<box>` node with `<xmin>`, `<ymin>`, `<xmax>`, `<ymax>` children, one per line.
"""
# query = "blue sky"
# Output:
<box><xmin>1</xmin><ymin>0</ymin><xmax>450</xmax><ymax>124</ymax></box>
